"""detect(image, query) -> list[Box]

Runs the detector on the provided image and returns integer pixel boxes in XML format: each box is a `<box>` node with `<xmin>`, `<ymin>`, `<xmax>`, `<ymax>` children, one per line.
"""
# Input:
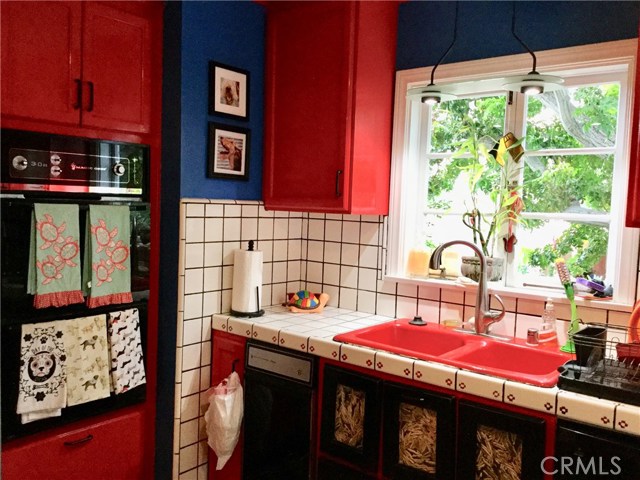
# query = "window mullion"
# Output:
<box><xmin>501</xmin><ymin>92</ymin><xmax>528</xmax><ymax>287</ymax></box>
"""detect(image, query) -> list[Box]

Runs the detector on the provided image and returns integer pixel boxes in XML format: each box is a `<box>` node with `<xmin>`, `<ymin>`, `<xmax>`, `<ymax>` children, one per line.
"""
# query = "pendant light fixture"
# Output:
<box><xmin>407</xmin><ymin>2</ymin><xmax>459</xmax><ymax>105</ymax></box>
<box><xmin>502</xmin><ymin>2</ymin><xmax>564</xmax><ymax>95</ymax></box>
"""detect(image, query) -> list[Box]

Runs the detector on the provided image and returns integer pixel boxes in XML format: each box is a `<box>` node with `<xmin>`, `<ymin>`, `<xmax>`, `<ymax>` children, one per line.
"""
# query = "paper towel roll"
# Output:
<box><xmin>231</xmin><ymin>249</ymin><xmax>264</xmax><ymax>316</ymax></box>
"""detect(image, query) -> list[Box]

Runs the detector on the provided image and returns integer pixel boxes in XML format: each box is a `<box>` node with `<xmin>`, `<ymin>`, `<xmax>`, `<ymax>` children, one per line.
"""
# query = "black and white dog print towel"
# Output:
<box><xmin>107</xmin><ymin>308</ymin><xmax>146</xmax><ymax>394</ymax></box>
<box><xmin>17</xmin><ymin>321</ymin><xmax>67</xmax><ymax>424</ymax></box>
<box><xmin>64</xmin><ymin>315</ymin><xmax>111</xmax><ymax>406</ymax></box>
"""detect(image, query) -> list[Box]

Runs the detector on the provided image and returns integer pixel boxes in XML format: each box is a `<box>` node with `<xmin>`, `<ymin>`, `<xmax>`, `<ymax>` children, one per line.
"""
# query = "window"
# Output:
<box><xmin>387</xmin><ymin>41</ymin><xmax>639</xmax><ymax>305</ymax></box>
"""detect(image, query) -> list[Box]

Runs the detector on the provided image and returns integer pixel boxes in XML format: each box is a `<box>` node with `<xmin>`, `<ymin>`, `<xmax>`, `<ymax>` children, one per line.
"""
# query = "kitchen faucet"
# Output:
<box><xmin>429</xmin><ymin>240</ymin><xmax>506</xmax><ymax>335</ymax></box>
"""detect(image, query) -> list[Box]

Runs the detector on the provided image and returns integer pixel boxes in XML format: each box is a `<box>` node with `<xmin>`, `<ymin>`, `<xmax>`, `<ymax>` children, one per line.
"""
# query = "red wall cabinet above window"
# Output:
<box><xmin>626</xmin><ymin>31</ymin><xmax>640</xmax><ymax>227</ymax></box>
<box><xmin>1</xmin><ymin>1</ymin><xmax>151</xmax><ymax>134</ymax></box>
<box><xmin>263</xmin><ymin>1</ymin><xmax>398</xmax><ymax>214</ymax></box>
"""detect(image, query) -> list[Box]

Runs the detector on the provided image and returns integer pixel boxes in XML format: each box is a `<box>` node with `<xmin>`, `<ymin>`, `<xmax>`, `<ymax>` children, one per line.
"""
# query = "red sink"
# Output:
<box><xmin>443</xmin><ymin>340</ymin><xmax>571</xmax><ymax>387</ymax></box>
<box><xmin>333</xmin><ymin>319</ymin><xmax>482</xmax><ymax>359</ymax></box>
<box><xmin>334</xmin><ymin>319</ymin><xmax>571</xmax><ymax>387</ymax></box>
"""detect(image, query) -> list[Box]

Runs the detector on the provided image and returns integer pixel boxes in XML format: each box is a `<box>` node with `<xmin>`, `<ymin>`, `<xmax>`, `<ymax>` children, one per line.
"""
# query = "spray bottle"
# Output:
<box><xmin>539</xmin><ymin>298</ymin><xmax>558</xmax><ymax>343</ymax></box>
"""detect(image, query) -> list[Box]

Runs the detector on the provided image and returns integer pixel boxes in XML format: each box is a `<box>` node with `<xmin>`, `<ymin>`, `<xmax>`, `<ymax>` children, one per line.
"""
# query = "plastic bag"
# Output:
<box><xmin>204</xmin><ymin>371</ymin><xmax>244</xmax><ymax>470</ymax></box>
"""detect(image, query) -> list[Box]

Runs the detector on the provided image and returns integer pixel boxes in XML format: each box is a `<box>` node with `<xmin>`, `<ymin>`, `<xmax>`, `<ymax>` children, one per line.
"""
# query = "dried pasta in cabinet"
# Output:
<box><xmin>334</xmin><ymin>384</ymin><xmax>365</xmax><ymax>448</ymax></box>
<box><xmin>475</xmin><ymin>424</ymin><xmax>523</xmax><ymax>480</ymax></box>
<box><xmin>398</xmin><ymin>402</ymin><xmax>437</xmax><ymax>474</ymax></box>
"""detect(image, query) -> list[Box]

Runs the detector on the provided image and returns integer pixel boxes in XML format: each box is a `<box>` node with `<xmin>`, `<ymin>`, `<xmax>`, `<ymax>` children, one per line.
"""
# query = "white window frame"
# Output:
<box><xmin>386</xmin><ymin>40</ymin><xmax>639</xmax><ymax>309</ymax></box>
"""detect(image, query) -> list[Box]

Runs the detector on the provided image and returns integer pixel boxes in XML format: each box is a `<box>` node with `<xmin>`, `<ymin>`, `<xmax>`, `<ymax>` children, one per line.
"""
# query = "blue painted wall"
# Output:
<box><xmin>180</xmin><ymin>1</ymin><xmax>265</xmax><ymax>199</ymax></box>
<box><xmin>397</xmin><ymin>1</ymin><xmax>639</xmax><ymax>70</ymax></box>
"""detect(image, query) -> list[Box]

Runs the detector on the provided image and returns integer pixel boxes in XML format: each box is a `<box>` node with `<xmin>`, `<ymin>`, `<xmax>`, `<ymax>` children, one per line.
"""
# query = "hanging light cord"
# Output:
<box><xmin>511</xmin><ymin>1</ymin><xmax>537</xmax><ymax>73</ymax></box>
<box><xmin>429</xmin><ymin>1</ymin><xmax>460</xmax><ymax>86</ymax></box>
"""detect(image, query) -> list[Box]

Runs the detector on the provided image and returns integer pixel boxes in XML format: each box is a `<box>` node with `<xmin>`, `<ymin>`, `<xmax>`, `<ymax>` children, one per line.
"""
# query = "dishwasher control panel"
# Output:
<box><xmin>246</xmin><ymin>343</ymin><xmax>314</xmax><ymax>386</ymax></box>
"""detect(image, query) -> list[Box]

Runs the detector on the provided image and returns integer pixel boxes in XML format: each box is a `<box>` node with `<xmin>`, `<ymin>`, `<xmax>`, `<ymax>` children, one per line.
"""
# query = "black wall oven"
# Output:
<box><xmin>1</xmin><ymin>129</ymin><xmax>151</xmax><ymax>442</ymax></box>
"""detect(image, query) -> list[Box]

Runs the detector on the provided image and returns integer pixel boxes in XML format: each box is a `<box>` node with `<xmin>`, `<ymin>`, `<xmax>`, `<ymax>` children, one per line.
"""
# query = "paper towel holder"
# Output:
<box><xmin>230</xmin><ymin>240</ymin><xmax>265</xmax><ymax>318</ymax></box>
<box><xmin>230</xmin><ymin>285</ymin><xmax>265</xmax><ymax>318</ymax></box>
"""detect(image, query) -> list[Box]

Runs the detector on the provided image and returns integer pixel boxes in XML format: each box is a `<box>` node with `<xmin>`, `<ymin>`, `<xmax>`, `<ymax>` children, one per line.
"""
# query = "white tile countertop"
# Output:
<box><xmin>212</xmin><ymin>305</ymin><xmax>640</xmax><ymax>436</ymax></box>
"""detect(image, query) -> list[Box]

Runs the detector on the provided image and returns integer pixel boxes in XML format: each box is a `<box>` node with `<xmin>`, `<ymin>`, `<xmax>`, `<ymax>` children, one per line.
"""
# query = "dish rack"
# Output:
<box><xmin>557</xmin><ymin>322</ymin><xmax>640</xmax><ymax>406</ymax></box>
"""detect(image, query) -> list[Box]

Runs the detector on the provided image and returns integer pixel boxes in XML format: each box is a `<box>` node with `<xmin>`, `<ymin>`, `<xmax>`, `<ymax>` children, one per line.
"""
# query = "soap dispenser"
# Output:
<box><xmin>539</xmin><ymin>298</ymin><xmax>558</xmax><ymax>343</ymax></box>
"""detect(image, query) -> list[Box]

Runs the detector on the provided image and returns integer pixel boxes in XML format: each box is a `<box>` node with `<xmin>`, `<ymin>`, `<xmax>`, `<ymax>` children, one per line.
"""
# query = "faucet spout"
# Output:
<box><xmin>429</xmin><ymin>240</ymin><xmax>505</xmax><ymax>335</ymax></box>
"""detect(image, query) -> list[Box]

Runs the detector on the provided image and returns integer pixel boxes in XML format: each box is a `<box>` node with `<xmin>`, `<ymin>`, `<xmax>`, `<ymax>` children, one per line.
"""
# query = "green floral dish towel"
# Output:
<box><xmin>27</xmin><ymin>204</ymin><xmax>84</xmax><ymax>308</ymax></box>
<box><xmin>83</xmin><ymin>205</ymin><xmax>133</xmax><ymax>308</ymax></box>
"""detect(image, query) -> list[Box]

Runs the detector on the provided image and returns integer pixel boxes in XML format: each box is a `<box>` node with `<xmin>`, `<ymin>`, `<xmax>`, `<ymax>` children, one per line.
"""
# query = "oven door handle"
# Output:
<box><xmin>63</xmin><ymin>434</ymin><xmax>93</xmax><ymax>446</ymax></box>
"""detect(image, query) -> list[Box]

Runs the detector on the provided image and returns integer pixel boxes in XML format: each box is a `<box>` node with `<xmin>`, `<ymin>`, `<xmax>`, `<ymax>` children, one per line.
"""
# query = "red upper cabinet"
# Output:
<box><xmin>263</xmin><ymin>1</ymin><xmax>398</xmax><ymax>214</ymax></box>
<box><xmin>1</xmin><ymin>2</ymin><xmax>82</xmax><ymax>127</ymax></box>
<box><xmin>1</xmin><ymin>1</ymin><xmax>151</xmax><ymax>134</ymax></box>
<box><xmin>626</xmin><ymin>30</ymin><xmax>640</xmax><ymax>227</ymax></box>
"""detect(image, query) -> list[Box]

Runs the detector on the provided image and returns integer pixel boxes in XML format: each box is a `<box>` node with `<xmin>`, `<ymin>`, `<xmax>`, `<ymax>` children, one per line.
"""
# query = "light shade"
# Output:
<box><xmin>407</xmin><ymin>85</ymin><xmax>457</xmax><ymax>105</ymax></box>
<box><xmin>503</xmin><ymin>72</ymin><xmax>564</xmax><ymax>95</ymax></box>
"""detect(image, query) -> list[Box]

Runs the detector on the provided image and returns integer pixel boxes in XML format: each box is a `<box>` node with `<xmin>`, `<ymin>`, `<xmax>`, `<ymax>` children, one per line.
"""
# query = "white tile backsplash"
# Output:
<box><xmin>241</xmin><ymin>217</ymin><xmax>258</xmax><ymax>241</ymax></box>
<box><xmin>341</xmin><ymin>243</ymin><xmax>359</xmax><ymax>266</ymax></box>
<box><xmin>203</xmin><ymin>242</ymin><xmax>222</xmax><ymax>267</ymax></box>
<box><xmin>175</xmin><ymin>199</ymin><xmax>640</xmax><ymax>478</ymax></box>
<box><xmin>204</xmin><ymin>218</ymin><xmax>222</xmax><ymax>242</ymax></box>
<box><xmin>325</xmin><ymin>220</ymin><xmax>342</xmax><ymax>242</ymax></box>
<box><xmin>341</xmin><ymin>221</ymin><xmax>360</xmax><ymax>243</ymax></box>
<box><xmin>308</xmin><ymin>218</ymin><xmax>325</xmax><ymax>240</ymax></box>
<box><xmin>185</xmin><ymin>218</ymin><xmax>204</xmax><ymax>243</ymax></box>
<box><xmin>324</xmin><ymin>242</ymin><xmax>341</xmax><ymax>264</ymax></box>
<box><xmin>185</xmin><ymin>243</ymin><xmax>204</xmax><ymax>268</ymax></box>
<box><xmin>258</xmin><ymin>217</ymin><xmax>274</xmax><ymax>239</ymax></box>
<box><xmin>274</xmin><ymin>218</ymin><xmax>289</xmax><ymax>239</ymax></box>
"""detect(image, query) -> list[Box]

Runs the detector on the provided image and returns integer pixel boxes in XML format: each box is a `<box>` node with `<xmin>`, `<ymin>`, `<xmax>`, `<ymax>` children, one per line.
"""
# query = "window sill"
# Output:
<box><xmin>384</xmin><ymin>274</ymin><xmax>634</xmax><ymax>313</ymax></box>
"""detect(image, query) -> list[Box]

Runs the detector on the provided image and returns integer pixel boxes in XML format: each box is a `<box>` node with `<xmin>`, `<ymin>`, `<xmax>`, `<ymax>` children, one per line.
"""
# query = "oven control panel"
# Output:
<box><xmin>1</xmin><ymin>129</ymin><xmax>147</xmax><ymax>196</ymax></box>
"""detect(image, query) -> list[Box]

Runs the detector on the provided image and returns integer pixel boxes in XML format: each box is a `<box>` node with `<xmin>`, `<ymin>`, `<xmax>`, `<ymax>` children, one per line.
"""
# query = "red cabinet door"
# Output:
<box><xmin>263</xmin><ymin>1</ymin><xmax>397</xmax><ymax>214</ymax></box>
<box><xmin>626</xmin><ymin>30</ymin><xmax>640</xmax><ymax>227</ymax></box>
<box><xmin>1</xmin><ymin>1</ymin><xmax>82</xmax><ymax>126</ymax></box>
<box><xmin>264</xmin><ymin>1</ymin><xmax>353</xmax><ymax>212</ymax></box>
<box><xmin>2</xmin><ymin>409</ymin><xmax>144</xmax><ymax>480</ymax></box>
<box><xmin>1</xmin><ymin>1</ymin><xmax>152</xmax><ymax>135</ymax></box>
<box><xmin>81</xmin><ymin>3</ymin><xmax>151</xmax><ymax>133</ymax></box>
<box><xmin>209</xmin><ymin>330</ymin><xmax>246</xmax><ymax>480</ymax></box>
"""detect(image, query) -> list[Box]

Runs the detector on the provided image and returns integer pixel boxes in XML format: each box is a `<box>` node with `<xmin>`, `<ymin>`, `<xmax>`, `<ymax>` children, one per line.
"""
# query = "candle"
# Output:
<box><xmin>441</xmin><ymin>250</ymin><xmax>461</xmax><ymax>277</ymax></box>
<box><xmin>406</xmin><ymin>249</ymin><xmax>430</xmax><ymax>277</ymax></box>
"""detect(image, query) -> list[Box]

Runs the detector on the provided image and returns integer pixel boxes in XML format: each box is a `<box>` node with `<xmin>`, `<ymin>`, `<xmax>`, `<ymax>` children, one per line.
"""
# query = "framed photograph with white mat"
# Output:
<box><xmin>207</xmin><ymin>123</ymin><xmax>250</xmax><ymax>181</ymax></box>
<box><xmin>209</xmin><ymin>61</ymin><xmax>249</xmax><ymax>119</ymax></box>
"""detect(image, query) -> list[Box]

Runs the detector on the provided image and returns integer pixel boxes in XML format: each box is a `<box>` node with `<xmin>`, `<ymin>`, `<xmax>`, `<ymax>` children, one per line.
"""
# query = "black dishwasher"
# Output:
<box><xmin>243</xmin><ymin>340</ymin><xmax>317</xmax><ymax>480</ymax></box>
<box><xmin>554</xmin><ymin>420</ymin><xmax>640</xmax><ymax>479</ymax></box>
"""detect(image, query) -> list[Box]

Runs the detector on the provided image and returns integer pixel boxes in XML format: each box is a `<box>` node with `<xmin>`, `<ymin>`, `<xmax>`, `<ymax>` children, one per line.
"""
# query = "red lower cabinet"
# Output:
<box><xmin>320</xmin><ymin>364</ymin><xmax>382</xmax><ymax>474</ymax></box>
<box><xmin>317</xmin><ymin>457</ymin><xmax>377</xmax><ymax>479</ymax></box>
<box><xmin>2</xmin><ymin>409</ymin><xmax>144</xmax><ymax>480</ymax></box>
<box><xmin>382</xmin><ymin>383</ymin><xmax>456</xmax><ymax>480</ymax></box>
<box><xmin>208</xmin><ymin>330</ymin><xmax>246</xmax><ymax>480</ymax></box>
<box><xmin>318</xmin><ymin>361</ymin><xmax>556</xmax><ymax>480</ymax></box>
<box><xmin>457</xmin><ymin>400</ymin><xmax>549</xmax><ymax>480</ymax></box>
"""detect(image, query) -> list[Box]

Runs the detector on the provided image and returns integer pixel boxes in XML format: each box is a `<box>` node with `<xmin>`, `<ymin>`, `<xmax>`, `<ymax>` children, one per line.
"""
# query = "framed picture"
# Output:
<box><xmin>209</xmin><ymin>61</ymin><xmax>249</xmax><ymax>119</ymax></box>
<box><xmin>207</xmin><ymin>123</ymin><xmax>250</xmax><ymax>180</ymax></box>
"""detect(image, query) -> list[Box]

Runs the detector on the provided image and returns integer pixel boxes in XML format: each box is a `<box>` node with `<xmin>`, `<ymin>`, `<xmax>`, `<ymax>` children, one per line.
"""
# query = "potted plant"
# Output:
<box><xmin>454</xmin><ymin>119</ymin><xmax>525</xmax><ymax>281</ymax></box>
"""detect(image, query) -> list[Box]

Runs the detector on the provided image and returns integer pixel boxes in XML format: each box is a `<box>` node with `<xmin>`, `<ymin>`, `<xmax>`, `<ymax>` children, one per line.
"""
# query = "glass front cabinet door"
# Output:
<box><xmin>457</xmin><ymin>400</ymin><xmax>547</xmax><ymax>480</ymax></box>
<box><xmin>382</xmin><ymin>382</ymin><xmax>456</xmax><ymax>480</ymax></box>
<box><xmin>320</xmin><ymin>365</ymin><xmax>382</xmax><ymax>473</ymax></box>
